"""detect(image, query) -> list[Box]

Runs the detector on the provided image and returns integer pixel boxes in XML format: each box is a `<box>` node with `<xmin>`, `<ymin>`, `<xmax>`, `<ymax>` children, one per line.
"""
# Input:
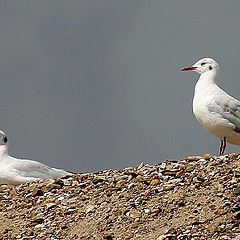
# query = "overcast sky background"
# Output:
<box><xmin>0</xmin><ymin>1</ymin><xmax>240</xmax><ymax>172</ymax></box>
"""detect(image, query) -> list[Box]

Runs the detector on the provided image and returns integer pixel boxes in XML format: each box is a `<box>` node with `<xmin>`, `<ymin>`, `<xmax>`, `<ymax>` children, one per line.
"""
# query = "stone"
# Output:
<box><xmin>197</xmin><ymin>159</ymin><xmax>208</xmax><ymax>164</ymax></box>
<box><xmin>137</xmin><ymin>162</ymin><xmax>144</xmax><ymax>169</ymax></box>
<box><xmin>235</xmin><ymin>212</ymin><xmax>240</xmax><ymax>219</ymax></box>
<box><xmin>202</xmin><ymin>153</ymin><xmax>214</xmax><ymax>160</ymax></box>
<box><xmin>103</xmin><ymin>231</ymin><xmax>114</xmax><ymax>239</ymax></box>
<box><xmin>63</xmin><ymin>179</ymin><xmax>71</xmax><ymax>185</ymax></box>
<box><xmin>176</xmin><ymin>170</ymin><xmax>185</xmax><ymax>178</ymax></box>
<box><xmin>219</xmin><ymin>155</ymin><xmax>226</xmax><ymax>161</ymax></box>
<box><xmin>157</xmin><ymin>235</ymin><xmax>167</xmax><ymax>240</ymax></box>
<box><xmin>144</xmin><ymin>208</ymin><xmax>151</xmax><ymax>214</ymax></box>
<box><xmin>186</xmin><ymin>156</ymin><xmax>202</xmax><ymax>161</ymax></box>
<box><xmin>163</xmin><ymin>184</ymin><xmax>175</xmax><ymax>191</ymax></box>
<box><xmin>34</xmin><ymin>224</ymin><xmax>45</xmax><ymax>229</ymax></box>
<box><xmin>150</xmin><ymin>179</ymin><xmax>160</xmax><ymax>186</ymax></box>
<box><xmin>234</xmin><ymin>169</ymin><xmax>240</xmax><ymax>178</ymax></box>
<box><xmin>46</xmin><ymin>203</ymin><xmax>56</xmax><ymax>210</ymax></box>
<box><xmin>233</xmin><ymin>188</ymin><xmax>240</xmax><ymax>196</ymax></box>
<box><xmin>160</xmin><ymin>162</ymin><xmax>166</xmax><ymax>169</ymax></box>
<box><xmin>31</xmin><ymin>188</ymin><xmax>44</xmax><ymax>197</ymax></box>
<box><xmin>151</xmin><ymin>208</ymin><xmax>161</xmax><ymax>215</ymax></box>
<box><xmin>31</xmin><ymin>218</ymin><xmax>44</xmax><ymax>226</ymax></box>
<box><xmin>129</xmin><ymin>210</ymin><xmax>142</xmax><ymax>219</ymax></box>
<box><xmin>86</xmin><ymin>205</ymin><xmax>95</xmax><ymax>214</ymax></box>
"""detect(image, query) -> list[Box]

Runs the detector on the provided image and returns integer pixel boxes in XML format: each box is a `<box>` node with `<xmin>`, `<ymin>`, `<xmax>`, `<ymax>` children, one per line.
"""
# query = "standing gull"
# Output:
<box><xmin>0</xmin><ymin>130</ymin><xmax>71</xmax><ymax>185</ymax></box>
<box><xmin>182</xmin><ymin>58</ymin><xmax>240</xmax><ymax>155</ymax></box>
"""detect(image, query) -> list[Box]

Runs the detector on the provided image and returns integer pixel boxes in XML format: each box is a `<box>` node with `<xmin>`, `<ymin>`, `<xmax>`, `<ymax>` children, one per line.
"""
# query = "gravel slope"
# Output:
<box><xmin>0</xmin><ymin>153</ymin><xmax>240</xmax><ymax>240</ymax></box>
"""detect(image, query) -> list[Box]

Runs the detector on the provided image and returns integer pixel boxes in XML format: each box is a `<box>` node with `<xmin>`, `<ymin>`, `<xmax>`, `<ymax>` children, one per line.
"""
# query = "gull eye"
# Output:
<box><xmin>201</xmin><ymin>62</ymin><xmax>206</xmax><ymax>66</ymax></box>
<box><xmin>3</xmin><ymin>136</ymin><xmax>7</xmax><ymax>143</ymax></box>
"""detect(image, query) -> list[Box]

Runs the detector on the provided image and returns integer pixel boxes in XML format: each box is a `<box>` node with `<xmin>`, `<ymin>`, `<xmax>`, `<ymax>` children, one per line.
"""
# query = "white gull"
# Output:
<box><xmin>0</xmin><ymin>130</ymin><xmax>71</xmax><ymax>185</ymax></box>
<box><xmin>182</xmin><ymin>57</ymin><xmax>240</xmax><ymax>155</ymax></box>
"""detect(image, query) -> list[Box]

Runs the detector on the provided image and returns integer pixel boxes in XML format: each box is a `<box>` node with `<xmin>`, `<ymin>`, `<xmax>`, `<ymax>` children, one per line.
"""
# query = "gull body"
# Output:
<box><xmin>0</xmin><ymin>130</ymin><xmax>71</xmax><ymax>185</ymax></box>
<box><xmin>182</xmin><ymin>58</ymin><xmax>240</xmax><ymax>155</ymax></box>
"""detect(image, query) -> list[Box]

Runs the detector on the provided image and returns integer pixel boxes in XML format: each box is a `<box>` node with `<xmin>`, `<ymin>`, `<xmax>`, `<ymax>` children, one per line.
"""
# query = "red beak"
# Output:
<box><xmin>181</xmin><ymin>66</ymin><xmax>197</xmax><ymax>71</ymax></box>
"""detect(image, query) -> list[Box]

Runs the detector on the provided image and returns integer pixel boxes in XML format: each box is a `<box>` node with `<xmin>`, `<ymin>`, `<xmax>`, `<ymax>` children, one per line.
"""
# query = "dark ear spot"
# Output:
<box><xmin>209</xmin><ymin>66</ymin><xmax>212</xmax><ymax>70</ymax></box>
<box><xmin>3</xmin><ymin>136</ymin><xmax>7</xmax><ymax>143</ymax></box>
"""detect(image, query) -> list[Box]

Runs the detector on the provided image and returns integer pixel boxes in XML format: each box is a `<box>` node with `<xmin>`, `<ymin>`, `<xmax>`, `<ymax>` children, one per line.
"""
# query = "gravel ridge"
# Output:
<box><xmin>0</xmin><ymin>153</ymin><xmax>240</xmax><ymax>240</ymax></box>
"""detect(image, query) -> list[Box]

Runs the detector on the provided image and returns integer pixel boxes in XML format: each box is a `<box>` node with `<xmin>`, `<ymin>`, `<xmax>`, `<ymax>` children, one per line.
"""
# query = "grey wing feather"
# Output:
<box><xmin>10</xmin><ymin>158</ymin><xmax>69</xmax><ymax>179</ymax></box>
<box><xmin>208</xmin><ymin>97</ymin><xmax>240</xmax><ymax>132</ymax></box>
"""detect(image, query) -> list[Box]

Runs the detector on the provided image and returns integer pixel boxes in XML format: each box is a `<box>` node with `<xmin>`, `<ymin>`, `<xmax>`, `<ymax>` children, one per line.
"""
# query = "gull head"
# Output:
<box><xmin>181</xmin><ymin>58</ymin><xmax>219</xmax><ymax>75</ymax></box>
<box><xmin>0</xmin><ymin>130</ymin><xmax>8</xmax><ymax>146</ymax></box>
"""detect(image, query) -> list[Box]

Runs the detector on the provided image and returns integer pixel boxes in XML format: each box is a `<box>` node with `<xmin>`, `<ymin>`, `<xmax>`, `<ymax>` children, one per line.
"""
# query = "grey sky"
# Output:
<box><xmin>0</xmin><ymin>1</ymin><xmax>240</xmax><ymax>172</ymax></box>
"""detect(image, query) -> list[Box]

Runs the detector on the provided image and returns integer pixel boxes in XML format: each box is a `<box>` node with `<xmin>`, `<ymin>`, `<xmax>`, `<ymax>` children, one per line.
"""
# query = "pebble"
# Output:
<box><xmin>163</xmin><ymin>184</ymin><xmax>175</xmax><ymax>191</ymax></box>
<box><xmin>233</xmin><ymin>187</ymin><xmax>240</xmax><ymax>196</ymax></box>
<box><xmin>197</xmin><ymin>159</ymin><xmax>208</xmax><ymax>164</ymax></box>
<box><xmin>219</xmin><ymin>155</ymin><xmax>226</xmax><ymax>161</ymax></box>
<box><xmin>34</xmin><ymin>224</ymin><xmax>45</xmax><ymax>229</ymax></box>
<box><xmin>157</xmin><ymin>235</ymin><xmax>167</xmax><ymax>240</ymax></box>
<box><xmin>86</xmin><ymin>205</ymin><xmax>95</xmax><ymax>214</ymax></box>
<box><xmin>129</xmin><ymin>210</ymin><xmax>142</xmax><ymax>219</ymax></box>
<box><xmin>144</xmin><ymin>208</ymin><xmax>151</xmax><ymax>214</ymax></box>
<box><xmin>150</xmin><ymin>179</ymin><xmax>161</xmax><ymax>186</ymax></box>
<box><xmin>160</xmin><ymin>162</ymin><xmax>166</xmax><ymax>169</ymax></box>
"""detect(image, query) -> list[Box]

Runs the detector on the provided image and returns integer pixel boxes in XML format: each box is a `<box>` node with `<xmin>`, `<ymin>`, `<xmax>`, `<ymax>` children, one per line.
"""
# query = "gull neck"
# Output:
<box><xmin>0</xmin><ymin>145</ymin><xmax>8</xmax><ymax>157</ymax></box>
<box><xmin>198</xmin><ymin>70</ymin><xmax>219</xmax><ymax>84</ymax></box>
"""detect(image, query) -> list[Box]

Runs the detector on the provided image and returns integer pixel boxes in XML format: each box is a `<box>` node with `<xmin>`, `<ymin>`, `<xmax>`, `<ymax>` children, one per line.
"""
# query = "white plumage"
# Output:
<box><xmin>182</xmin><ymin>58</ymin><xmax>240</xmax><ymax>155</ymax></box>
<box><xmin>0</xmin><ymin>130</ymin><xmax>71</xmax><ymax>185</ymax></box>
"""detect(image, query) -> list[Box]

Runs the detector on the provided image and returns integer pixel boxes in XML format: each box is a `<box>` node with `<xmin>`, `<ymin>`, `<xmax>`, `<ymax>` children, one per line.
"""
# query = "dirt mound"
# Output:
<box><xmin>0</xmin><ymin>153</ymin><xmax>240</xmax><ymax>240</ymax></box>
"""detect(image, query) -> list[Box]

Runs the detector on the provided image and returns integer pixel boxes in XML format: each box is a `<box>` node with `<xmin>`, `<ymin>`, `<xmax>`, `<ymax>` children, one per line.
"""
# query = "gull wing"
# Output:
<box><xmin>207</xmin><ymin>96</ymin><xmax>240</xmax><ymax>132</ymax></box>
<box><xmin>8</xmin><ymin>157</ymin><xmax>69</xmax><ymax>180</ymax></box>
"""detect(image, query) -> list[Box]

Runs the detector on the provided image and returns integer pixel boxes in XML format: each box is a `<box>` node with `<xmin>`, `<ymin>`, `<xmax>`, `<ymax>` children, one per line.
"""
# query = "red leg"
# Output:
<box><xmin>219</xmin><ymin>137</ymin><xmax>226</xmax><ymax>156</ymax></box>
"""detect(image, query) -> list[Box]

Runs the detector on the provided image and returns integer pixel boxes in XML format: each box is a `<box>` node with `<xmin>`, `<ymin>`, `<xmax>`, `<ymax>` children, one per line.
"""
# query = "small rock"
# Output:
<box><xmin>86</xmin><ymin>205</ymin><xmax>95</xmax><ymax>214</ymax></box>
<box><xmin>234</xmin><ymin>169</ymin><xmax>240</xmax><ymax>178</ymax></box>
<box><xmin>150</xmin><ymin>179</ymin><xmax>160</xmax><ymax>186</ymax></box>
<box><xmin>163</xmin><ymin>184</ymin><xmax>175</xmax><ymax>191</ymax></box>
<box><xmin>129</xmin><ymin>210</ymin><xmax>142</xmax><ymax>219</ymax></box>
<box><xmin>176</xmin><ymin>170</ymin><xmax>185</xmax><ymax>178</ymax></box>
<box><xmin>31</xmin><ymin>218</ymin><xmax>44</xmax><ymax>226</ymax></box>
<box><xmin>127</xmin><ymin>183</ymin><xmax>135</xmax><ymax>188</ymax></box>
<box><xmin>162</xmin><ymin>170</ymin><xmax>178</xmax><ymax>176</ymax></box>
<box><xmin>31</xmin><ymin>188</ymin><xmax>44</xmax><ymax>197</ymax></box>
<box><xmin>219</xmin><ymin>155</ymin><xmax>226</xmax><ymax>161</ymax></box>
<box><xmin>202</xmin><ymin>153</ymin><xmax>214</xmax><ymax>160</ymax></box>
<box><xmin>160</xmin><ymin>162</ymin><xmax>166</xmax><ymax>169</ymax></box>
<box><xmin>67</xmin><ymin>197</ymin><xmax>78</xmax><ymax>204</ymax></box>
<box><xmin>157</xmin><ymin>235</ymin><xmax>167</xmax><ymax>240</ymax></box>
<box><xmin>151</xmin><ymin>208</ymin><xmax>161</xmax><ymax>216</ymax></box>
<box><xmin>46</xmin><ymin>203</ymin><xmax>56</xmax><ymax>210</ymax></box>
<box><xmin>233</xmin><ymin>187</ymin><xmax>240</xmax><ymax>196</ymax></box>
<box><xmin>34</xmin><ymin>224</ymin><xmax>45</xmax><ymax>229</ymax></box>
<box><xmin>58</xmin><ymin>196</ymin><xmax>65</xmax><ymax>201</ymax></box>
<box><xmin>103</xmin><ymin>231</ymin><xmax>114</xmax><ymax>239</ymax></box>
<box><xmin>186</xmin><ymin>164</ymin><xmax>195</xmax><ymax>172</ymax></box>
<box><xmin>186</xmin><ymin>156</ymin><xmax>202</xmax><ymax>161</ymax></box>
<box><xmin>100</xmin><ymin>202</ymin><xmax>107</xmax><ymax>209</ymax></box>
<box><xmin>64</xmin><ymin>208</ymin><xmax>76</xmax><ymax>215</ymax></box>
<box><xmin>234</xmin><ymin>212</ymin><xmax>240</xmax><ymax>219</ymax></box>
<box><xmin>144</xmin><ymin>208</ymin><xmax>151</xmax><ymax>214</ymax></box>
<box><xmin>62</xmin><ymin>179</ymin><xmax>71</xmax><ymax>185</ymax></box>
<box><xmin>197</xmin><ymin>159</ymin><xmax>208</xmax><ymax>164</ymax></box>
<box><xmin>137</xmin><ymin>162</ymin><xmax>144</xmax><ymax>169</ymax></box>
